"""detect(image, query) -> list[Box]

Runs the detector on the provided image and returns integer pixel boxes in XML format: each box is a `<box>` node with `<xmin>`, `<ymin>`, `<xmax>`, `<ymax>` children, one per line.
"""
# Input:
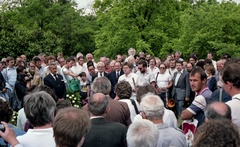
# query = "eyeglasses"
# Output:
<box><xmin>160</xmin><ymin>67</ymin><xmax>165</xmax><ymax>69</ymax></box>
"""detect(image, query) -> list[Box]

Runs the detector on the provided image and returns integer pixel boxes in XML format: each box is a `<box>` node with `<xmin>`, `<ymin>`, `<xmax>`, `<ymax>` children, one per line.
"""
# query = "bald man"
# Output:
<box><xmin>83</xmin><ymin>93</ymin><xmax>127</xmax><ymax>147</ymax></box>
<box><xmin>204</xmin><ymin>101</ymin><xmax>231</xmax><ymax>121</ymax></box>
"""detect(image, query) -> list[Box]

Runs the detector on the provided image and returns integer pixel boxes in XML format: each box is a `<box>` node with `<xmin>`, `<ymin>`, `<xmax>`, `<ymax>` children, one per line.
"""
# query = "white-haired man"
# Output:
<box><xmin>127</xmin><ymin>119</ymin><xmax>159</xmax><ymax>147</ymax></box>
<box><xmin>140</xmin><ymin>94</ymin><xmax>187</xmax><ymax>147</ymax></box>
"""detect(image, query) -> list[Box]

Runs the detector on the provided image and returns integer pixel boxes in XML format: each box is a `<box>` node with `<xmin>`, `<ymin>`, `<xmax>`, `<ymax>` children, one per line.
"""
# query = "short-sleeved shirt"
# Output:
<box><xmin>150</xmin><ymin>71</ymin><xmax>172</xmax><ymax>88</ymax></box>
<box><xmin>187</xmin><ymin>87</ymin><xmax>212</xmax><ymax>126</ymax></box>
<box><xmin>136</xmin><ymin>71</ymin><xmax>152</xmax><ymax>86</ymax></box>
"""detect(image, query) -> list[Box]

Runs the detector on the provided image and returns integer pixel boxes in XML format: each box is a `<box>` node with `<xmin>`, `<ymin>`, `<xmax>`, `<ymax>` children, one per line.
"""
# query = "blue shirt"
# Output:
<box><xmin>1</xmin><ymin>67</ymin><xmax>17</xmax><ymax>88</ymax></box>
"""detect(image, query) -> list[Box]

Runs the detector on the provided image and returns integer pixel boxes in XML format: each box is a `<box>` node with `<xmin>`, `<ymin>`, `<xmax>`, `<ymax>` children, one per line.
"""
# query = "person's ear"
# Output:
<box><xmin>105</xmin><ymin>106</ymin><xmax>110</xmax><ymax>114</ymax></box>
<box><xmin>140</xmin><ymin>111</ymin><xmax>147</xmax><ymax>119</ymax></box>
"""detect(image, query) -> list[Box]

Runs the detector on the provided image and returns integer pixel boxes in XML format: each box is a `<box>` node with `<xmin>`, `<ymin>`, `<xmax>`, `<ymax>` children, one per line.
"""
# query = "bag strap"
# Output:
<box><xmin>155</xmin><ymin>72</ymin><xmax>159</xmax><ymax>87</ymax></box>
<box><xmin>130</xmin><ymin>99</ymin><xmax>139</xmax><ymax>114</ymax></box>
<box><xmin>219</xmin><ymin>88</ymin><xmax>223</xmax><ymax>102</ymax></box>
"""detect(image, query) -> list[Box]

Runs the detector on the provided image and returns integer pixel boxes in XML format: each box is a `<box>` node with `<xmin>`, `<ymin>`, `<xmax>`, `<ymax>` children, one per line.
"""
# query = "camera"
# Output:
<box><xmin>0</xmin><ymin>124</ymin><xmax>5</xmax><ymax>132</ymax></box>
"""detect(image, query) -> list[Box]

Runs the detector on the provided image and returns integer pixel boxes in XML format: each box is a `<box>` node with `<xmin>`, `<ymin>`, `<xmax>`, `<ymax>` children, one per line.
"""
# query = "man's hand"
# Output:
<box><xmin>0</xmin><ymin>122</ymin><xmax>20</xmax><ymax>147</ymax></box>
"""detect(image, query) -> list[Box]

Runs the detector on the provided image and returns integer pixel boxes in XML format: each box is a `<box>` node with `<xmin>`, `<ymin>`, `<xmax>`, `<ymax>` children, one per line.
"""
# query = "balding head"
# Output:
<box><xmin>88</xmin><ymin>93</ymin><xmax>109</xmax><ymax>116</ymax></box>
<box><xmin>205</xmin><ymin>101</ymin><xmax>231</xmax><ymax>121</ymax></box>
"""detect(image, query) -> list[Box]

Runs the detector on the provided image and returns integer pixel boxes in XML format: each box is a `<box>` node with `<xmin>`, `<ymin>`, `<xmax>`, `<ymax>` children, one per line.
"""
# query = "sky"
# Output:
<box><xmin>75</xmin><ymin>0</ymin><xmax>240</xmax><ymax>14</ymax></box>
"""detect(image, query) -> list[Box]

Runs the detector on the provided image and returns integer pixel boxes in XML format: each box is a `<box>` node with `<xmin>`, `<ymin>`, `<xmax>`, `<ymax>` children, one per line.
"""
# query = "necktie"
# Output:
<box><xmin>100</xmin><ymin>73</ymin><xmax>103</xmax><ymax>77</ymax></box>
<box><xmin>53</xmin><ymin>74</ymin><xmax>57</xmax><ymax>80</ymax></box>
<box><xmin>117</xmin><ymin>72</ymin><xmax>120</xmax><ymax>79</ymax></box>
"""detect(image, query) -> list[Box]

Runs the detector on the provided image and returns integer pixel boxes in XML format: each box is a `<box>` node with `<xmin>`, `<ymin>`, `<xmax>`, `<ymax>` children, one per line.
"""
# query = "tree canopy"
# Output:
<box><xmin>0</xmin><ymin>0</ymin><xmax>240</xmax><ymax>60</ymax></box>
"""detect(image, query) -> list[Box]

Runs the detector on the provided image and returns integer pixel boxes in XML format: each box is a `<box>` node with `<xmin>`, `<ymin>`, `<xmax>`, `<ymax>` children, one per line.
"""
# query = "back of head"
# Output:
<box><xmin>140</xmin><ymin>94</ymin><xmax>164</xmax><ymax>120</ymax></box>
<box><xmin>193</xmin><ymin>119</ymin><xmax>240</xmax><ymax>147</ymax></box>
<box><xmin>24</xmin><ymin>91</ymin><xmax>56</xmax><ymax>127</ymax></box>
<box><xmin>92</xmin><ymin>77</ymin><xmax>111</xmax><ymax>95</ymax></box>
<box><xmin>115</xmin><ymin>81</ymin><xmax>132</xmax><ymax>99</ymax></box>
<box><xmin>54</xmin><ymin>107</ymin><xmax>91</xmax><ymax>147</ymax></box>
<box><xmin>205</xmin><ymin>102</ymin><xmax>231</xmax><ymax>121</ymax></box>
<box><xmin>136</xmin><ymin>85</ymin><xmax>157</xmax><ymax>103</ymax></box>
<box><xmin>127</xmin><ymin>119</ymin><xmax>159</xmax><ymax>147</ymax></box>
<box><xmin>0</xmin><ymin>97</ymin><xmax>13</xmax><ymax>123</ymax></box>
<box><xmin>222</xmin><ymin>62</ymin><xmax>240</xmax><ymax>89</ymax></box>
<box><xmin>88</xmin><ymin>93</ymin><xmax>109</xmax><ymax>116</ymax></box>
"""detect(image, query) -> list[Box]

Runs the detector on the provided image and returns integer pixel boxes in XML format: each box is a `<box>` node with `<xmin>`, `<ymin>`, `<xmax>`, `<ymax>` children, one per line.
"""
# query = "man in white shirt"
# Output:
<box><xmin>16</xmin><ymin>91</ymin><xmax>56</xmax><ymax>147</ymax></box>
<box><xmin>222</xmin><ymin>62</ymin><xmax>240</xmax><ymax>129</ymax></box>
<box><xmin>118</xmin><ymin>62</ymin><xmax>138</xmax><ymax>98</ymax></box>
<box><xmin>136</xmin><ymin>60</ymin><xmax>152</xmax><ymax>86</ymax></box>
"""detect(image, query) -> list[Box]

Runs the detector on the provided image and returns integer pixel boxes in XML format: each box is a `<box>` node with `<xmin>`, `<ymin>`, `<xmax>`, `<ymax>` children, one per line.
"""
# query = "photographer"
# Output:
<box><xmin>15</xmin><ymin>66</ymin><xmax>31</xmax><ymax>109</ymax></box>
<box><xmin>0</xmin><ymin>97</ymin><xmax>25</xmax><ymax>147</ymax></box>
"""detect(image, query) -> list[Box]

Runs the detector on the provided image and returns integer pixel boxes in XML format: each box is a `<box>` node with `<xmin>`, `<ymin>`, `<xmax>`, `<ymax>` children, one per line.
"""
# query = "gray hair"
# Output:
<box><xmin>127</xmin><ymin>119</ymin><xmax>159</xmax><ymax>147</ymax></box>
<box><xmin>24</xmin><ymin>91</ymin><xmax>56</xmax><ymax>127</ymax></box>
<box><xmin>91</xmin><ymin>77</ymin><xmax>111</xmax><ymax>95</ymax></box>
<box><xmin>88</xmin><ymin>93</ymin><xmax>109</xmax><ymax>116</ymax></box>
<box><xmin>128</xmin><ymin>48</ymin><xmax>136</xmax><ymax>56</ymax></box>
<box><xmin>140</xmin><ymin>94</ymin><xmax>165</xmax><ymax>119</ymax></box>
<box><xmin>205</xmin><ymin>102</ymin><xmax>231</xmax><ymax>120</ymax></box>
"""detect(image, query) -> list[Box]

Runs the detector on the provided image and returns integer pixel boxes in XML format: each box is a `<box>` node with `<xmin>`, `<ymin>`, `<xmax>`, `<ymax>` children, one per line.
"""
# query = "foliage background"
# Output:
<box><xmin>0</xmin><ymin>0</ymin><xmax>240</xmax><ymax>60</ymax></box>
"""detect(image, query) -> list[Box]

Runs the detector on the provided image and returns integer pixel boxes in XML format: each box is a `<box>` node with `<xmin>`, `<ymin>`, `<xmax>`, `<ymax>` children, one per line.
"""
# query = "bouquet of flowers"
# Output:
<box><xmin>11</xmin><ymin>111</ymin><xmax>18</xmax><ymax>126</ymax></box>
<box><xmin>66</xmin><ymin>92</ymin><xmax>81</xmax><ymax>108</ymax></box>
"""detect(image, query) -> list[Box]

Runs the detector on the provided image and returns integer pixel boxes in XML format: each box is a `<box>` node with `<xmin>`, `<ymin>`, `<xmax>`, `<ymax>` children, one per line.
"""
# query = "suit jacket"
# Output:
<box><xmin>44</xmin><ymin>73</ymin><xmax>66</xmax><ymax>99</ymax></box>
<box><xmin>109</xmin><ymin>70</ymin><xmax>124</xmax><ymax>98</ymax></box>
<box><xmin>172</xmin><ymin>70</ymin><xmax>190</xmax><ymax>100</ymax></box>
<box><xmin>82</xmin><ymin>118</ymin><xmax>127</xmax><ymax>147</ymax></box>
<box><xmin>92</xmin><ymin>72</ymin><xmax>109</xmax><ymax>82</ymax></box>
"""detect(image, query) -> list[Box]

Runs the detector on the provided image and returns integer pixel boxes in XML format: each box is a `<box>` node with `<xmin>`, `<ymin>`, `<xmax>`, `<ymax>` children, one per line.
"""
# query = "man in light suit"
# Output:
<box><xmin>172</xmin><ymin>60</ymin><xmax>190</xmax><ymax>117</ymax></box>
<box><xmin>109</xmin><ymin>61</ymin><xmax>124</xmax><ymax>98</ymax></box>
<box><xmin>82</xmin><ymin>93</ymin><xmax>127</xmax><ymax>147</ymax></box>
<box><xmin>92</xmin><ymin>62</ymin><xmax>109</xmax><ymax>82</ymax></box>
<box><xmin>44</xmin><ymin>62</ymin><xmax>66</xmax><ymax>100</ymax></box>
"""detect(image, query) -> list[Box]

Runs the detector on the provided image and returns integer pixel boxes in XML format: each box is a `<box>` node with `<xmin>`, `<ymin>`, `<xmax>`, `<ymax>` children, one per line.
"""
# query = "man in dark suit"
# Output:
<box><xmin>92</xmin><ymin>62</ymin><xmax>109</xmax><ymax>82</ymax></box>
<box><xmin>109</xmin><ymin>61</ymin><xmax>124</xmax><ymax>98</ymax></box>
<box><xmin>44</xmin><ymin>62</ymin><xmax>66</xmax><ymax>100</ymax></box>
<box><xmin>172</xmin><ymin>60</ymin><xmax>190</xmax><ymax>117</ymax></box>
<box><xmin>82</xmin><ymin>93</ymin><xmax>127</xmax><ymax>147</ymax></box>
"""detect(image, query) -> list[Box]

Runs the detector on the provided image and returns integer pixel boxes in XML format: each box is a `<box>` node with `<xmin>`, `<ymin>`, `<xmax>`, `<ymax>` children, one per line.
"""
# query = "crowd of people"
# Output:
<box><xmin>0</xmin><ymin>48</ymin><xmax>240</xmax><ymax>147</ymax></box>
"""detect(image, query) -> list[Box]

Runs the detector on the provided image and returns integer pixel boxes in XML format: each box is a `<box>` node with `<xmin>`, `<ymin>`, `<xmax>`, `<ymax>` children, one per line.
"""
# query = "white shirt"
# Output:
<box><xmin>17</xmin><ymin>108</ymin><xmax>27</xmax><ymax>131</ymax></box>
<box><xmin>148</xmin><ymin>66</ymin><xmax>159</xmax><ymax>76</ymax></box>
<box><xmin>151</xmin><ymin>71</ymin><xmax>172</xmax><ymax>88</ymax></box>
<box><xmin>119</xmin><ymin>99</ymin><xmax>140</xmax><ymax>122</ymax></box>
<box><xmin>136</xmin><ymin>70</ymin><xmax>152</xmax><ymax>86</ymax></box>
<box><xmin>118</xmin><ymin>73</ymin><xmax>138</xmax><ymax>90</ymax></box>
<box><xmin>226</xmin><ymin>94</ymin><xmax>240</xmax><ymax>129</ymax></box>
<box><xmin>168</xmin><ymin>68</ymin><xmax>177</xmax><ymax>76</ymax></box>
<box><xmin>17</xmin><ymin>128</ymin><xmax>55</xmax><ymax>147</ymax></box>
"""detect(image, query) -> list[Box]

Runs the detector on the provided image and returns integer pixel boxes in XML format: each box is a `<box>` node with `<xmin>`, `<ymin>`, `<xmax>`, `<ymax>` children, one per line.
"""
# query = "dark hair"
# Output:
<box><xmin>190</xmin><ymin>68</ymin><xmax>207</xmax><ymax>81</ymax></box>
<box><xmin>138</xmin><ymin>59</ymin><xmax>148</xmax><ymax>67</ymax></box>
<box><xmin>79</xmin><ymin>72</ymin><xmax>86</xmax><ymax>77</ymax></box>
<box><xmin>87</xmin><ymin>61</ymin><xmax>94</xmax><ymax>68</ymax></box>
<box><xmin>0</xmin><ymin>98</ymin><xmax>13</xmax><ymax>122</ymax></box>
<box><xmin>222</xmin><ymin>63</ymin><xmax>240</xmax><ymax>88</ymax></box>
<box><xmin>16</xmin><ymin>65</ymin><xmax>26</xmax><ymax>74</ymax></box>
<box><xmin>32</xmin><ymin>56</ymin><xmax>41</xmax><ymax>63</ymax></box>
<box><xmin>176</xmin><ymin>60</ymin><xmax>183</xmax><ymax>66</ymax></box>
<box><xmin>115</xmin><ymin>81</ymin><xmax>132</xmax><ymax>99</ymax></box>
<box><xmin>55</xmin><ymin>100</ymin><xmax>72</xmax><ymax>115</ymax></box>
<box><xmin>188</xmin><ymin>55</ymin><xmax>197</xmax><ymax>62</ymax></box>
<box><xmin>196</xmin><ymin>60</ymin><xmax>206</xmax><ymax>69</ymax></box>
<box><xmin>205</xmin><ymin>58</ymin><xmax>213</xmax><ymax>65</ymax></box>
<box><xmin>136</xmin><ymin>85</ymin><xmax>157</xmax><ymax>103</ymax></box>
